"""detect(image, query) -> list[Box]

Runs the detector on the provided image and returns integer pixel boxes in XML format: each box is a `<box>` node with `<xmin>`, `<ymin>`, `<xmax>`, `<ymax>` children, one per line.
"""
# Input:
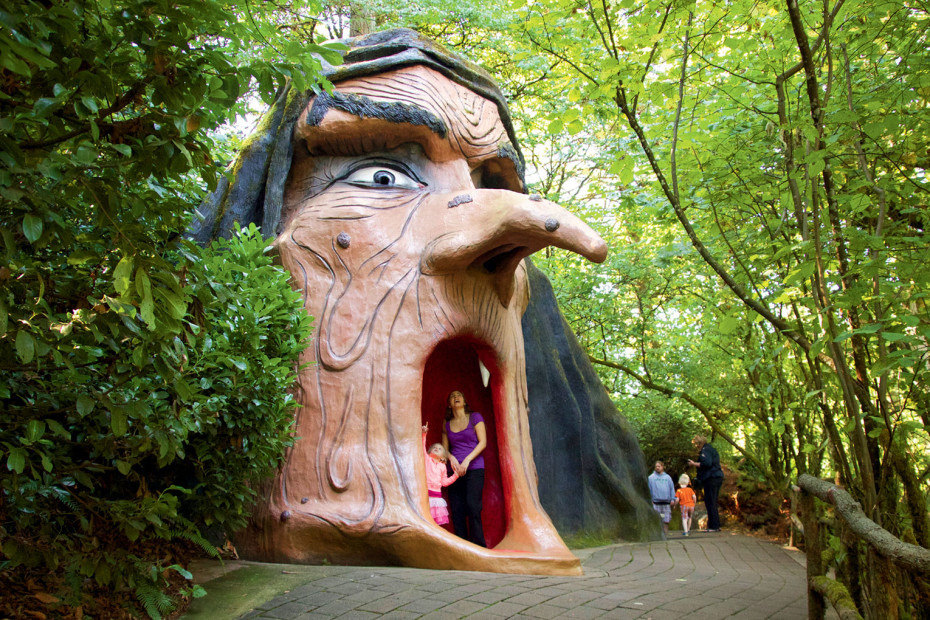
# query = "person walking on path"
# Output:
<box><xmin>689</xmin><ymin>434</ymin><xmax>724</xmax><ymax>531</ymax></box>
<box><xmin>675</xmin><ymin>473</ymin><xmax>697</xmax><ymax>536</ymax></box>
<box><xmin>442</xmin><ymin>390</ymin><xmax>488</xmax><ymax>547</ymax></box>
<box><xmin>648</xmin><ymin>461</ymin><xmax>677</xmax><ymax>537</ymax></box>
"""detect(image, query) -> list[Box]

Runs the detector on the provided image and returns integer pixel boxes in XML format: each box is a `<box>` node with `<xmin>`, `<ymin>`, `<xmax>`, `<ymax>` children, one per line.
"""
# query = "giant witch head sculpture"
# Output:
<box><xmin>192</xmin><ymin>29</ymin><xmax>607</xmax><ymax>575</ymax></box>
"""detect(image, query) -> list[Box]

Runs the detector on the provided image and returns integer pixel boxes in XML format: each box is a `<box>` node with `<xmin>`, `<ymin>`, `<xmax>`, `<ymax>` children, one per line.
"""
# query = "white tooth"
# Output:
<box><xmin>479</xmin><ymin>359</ymin><xmax>490</xmax><ymax>388</ymax></box>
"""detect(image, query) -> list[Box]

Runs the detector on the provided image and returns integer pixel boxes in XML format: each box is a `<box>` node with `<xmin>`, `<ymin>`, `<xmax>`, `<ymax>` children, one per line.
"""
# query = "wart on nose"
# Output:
<box><xmin>448</xmin><ymin>194</ymin><xmax>474</xmax><ymax>208</ymax></box>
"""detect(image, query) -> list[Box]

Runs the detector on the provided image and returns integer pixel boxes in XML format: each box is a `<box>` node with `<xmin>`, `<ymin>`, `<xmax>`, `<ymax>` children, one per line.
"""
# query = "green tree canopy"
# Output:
<box><xmin>498</xmin><ymin>0</ymin><xmax>930</xmax><ymax>614</ymax></box>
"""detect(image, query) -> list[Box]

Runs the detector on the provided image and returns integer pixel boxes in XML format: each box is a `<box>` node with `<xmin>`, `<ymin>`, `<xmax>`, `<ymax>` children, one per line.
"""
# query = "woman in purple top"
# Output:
<box><xmin>442</xmin><ymin>390</ymin><xmax>488</xmax><ymax>547</ymax></box>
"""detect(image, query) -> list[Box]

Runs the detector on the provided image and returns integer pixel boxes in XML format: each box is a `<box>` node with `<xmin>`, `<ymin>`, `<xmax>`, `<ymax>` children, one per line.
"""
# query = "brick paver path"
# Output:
<box><xmin>236</xmin><ymin>534</ymin><xmax>814</xmax><ymax>619</ymax></box>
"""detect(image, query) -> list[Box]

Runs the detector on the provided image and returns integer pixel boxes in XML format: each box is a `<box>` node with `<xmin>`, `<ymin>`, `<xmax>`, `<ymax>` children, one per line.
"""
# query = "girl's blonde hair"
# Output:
<box><xmin>679</xmin><ymin>473</ymin><xmax>690</xmax><ymax>486</ymax></box>
<box><xmin>428</xmin><ymin>443</ymin><xmax>447</xmax><ymax>461</ymax></box>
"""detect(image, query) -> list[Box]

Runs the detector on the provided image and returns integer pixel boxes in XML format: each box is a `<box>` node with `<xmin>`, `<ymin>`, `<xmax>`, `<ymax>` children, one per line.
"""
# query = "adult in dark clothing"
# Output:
<box><xmin>688</xmin><ymin>434</ymin><xmax>724</xmax><ymax>531</ymax></box>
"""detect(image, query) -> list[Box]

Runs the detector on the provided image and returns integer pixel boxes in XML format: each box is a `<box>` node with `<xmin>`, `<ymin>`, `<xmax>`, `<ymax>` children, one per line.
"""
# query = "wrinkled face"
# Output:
<box><xmin>250</xmin><ymin>65</ymin><xmax>605</xmax><ymax>575</ymax></box>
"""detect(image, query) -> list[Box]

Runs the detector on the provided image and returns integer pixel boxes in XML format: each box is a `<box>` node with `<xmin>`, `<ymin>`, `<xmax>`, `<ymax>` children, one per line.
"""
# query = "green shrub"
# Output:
<box><xmin>0</xmin><ymin>2</ymin><xmax>337</xmax><ymax>615</ymax></box>
<box><xmin>1</xmin><ymin>223</ymin><xmax>311</xmax><ymax>615</ymax></box>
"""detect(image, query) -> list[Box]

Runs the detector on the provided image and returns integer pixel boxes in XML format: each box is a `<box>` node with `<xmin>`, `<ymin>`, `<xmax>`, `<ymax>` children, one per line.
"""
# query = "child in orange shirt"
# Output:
<box><xmin>676</xmin><ymin>473</ymin><xmax>697</xmax><ymax>536</ymax></box>
<box><xmin>423</xmin><ymin>424</ymin><xmax>459</xmax><ymax>525</ymax></box>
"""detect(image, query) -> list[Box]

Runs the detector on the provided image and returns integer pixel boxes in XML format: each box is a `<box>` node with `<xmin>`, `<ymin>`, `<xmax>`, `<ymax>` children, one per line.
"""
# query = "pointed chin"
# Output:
<box><xmin>236</xmin><ymin>236</ymin><xmax>580</xmax><ymax>575</ymax></box>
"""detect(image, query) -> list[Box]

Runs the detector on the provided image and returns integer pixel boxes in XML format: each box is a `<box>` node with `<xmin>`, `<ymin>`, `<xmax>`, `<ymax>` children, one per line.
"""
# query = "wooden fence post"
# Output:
<box><xmin>798</xmin><ymin>486</ymin><xmax>826</xmax><ymax>620</ymax></box>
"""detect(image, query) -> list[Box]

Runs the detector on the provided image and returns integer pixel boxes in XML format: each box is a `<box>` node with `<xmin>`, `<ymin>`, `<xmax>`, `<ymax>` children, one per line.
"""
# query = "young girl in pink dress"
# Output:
<box><xmin>423</xmin><ymin>425</ymin><xmax>459</xmax><ymax>525</ymax></box>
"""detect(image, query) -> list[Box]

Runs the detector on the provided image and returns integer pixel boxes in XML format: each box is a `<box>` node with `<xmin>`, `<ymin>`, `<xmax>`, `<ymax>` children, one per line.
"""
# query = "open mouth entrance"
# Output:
<box><xmin>421</xmin><ymin>338</ymin><xmax>505</xmax><ymax>549</ymax></box>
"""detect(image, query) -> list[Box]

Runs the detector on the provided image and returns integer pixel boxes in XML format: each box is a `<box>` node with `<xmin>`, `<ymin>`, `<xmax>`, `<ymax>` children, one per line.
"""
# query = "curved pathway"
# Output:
<box><xmin>188</xmin><ymin>533</ymin><xmax>821</xmax><ymax>619</ymax></box>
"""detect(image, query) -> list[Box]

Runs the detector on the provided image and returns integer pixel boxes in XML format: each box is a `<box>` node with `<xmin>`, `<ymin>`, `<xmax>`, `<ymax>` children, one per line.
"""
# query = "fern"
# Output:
<box><xmin>53</xmin><ymin>488</ymin><xmax>80</xmax><ymax>512</ymax></box>
<box><xmin>170</xmin><ymin>526</ymin><xmax>220</xmax><ymax>558</ymax></box>
<box><xmin>135</xmin><ymin>581</ymin><xmax>176</xmax><ymax>620</ymax></box>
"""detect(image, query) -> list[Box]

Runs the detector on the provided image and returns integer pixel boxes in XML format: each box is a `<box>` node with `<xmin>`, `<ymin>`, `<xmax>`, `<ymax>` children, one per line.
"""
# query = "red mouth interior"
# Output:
<box><xmin>421</xmin><ymin>338</ymin><xmax>505</xmax><ymax>548</ymax></box>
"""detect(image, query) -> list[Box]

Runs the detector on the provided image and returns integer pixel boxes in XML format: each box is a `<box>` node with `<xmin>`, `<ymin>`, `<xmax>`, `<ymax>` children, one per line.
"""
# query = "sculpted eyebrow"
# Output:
<box><xmin>306</xmin><ymin>91</ymin><xmax>447</xmax><ymax>138</ymax></box>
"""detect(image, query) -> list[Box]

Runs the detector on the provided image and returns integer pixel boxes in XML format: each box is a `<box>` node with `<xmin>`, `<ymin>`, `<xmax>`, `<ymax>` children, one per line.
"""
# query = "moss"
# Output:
<box><xmin>205</xmin><ymin>84</ymin><xmax>297</xmax><ymax>238</ymax></box>
<box><xmin>562</xmin><ymin>529</ymin><xmax>619</xmax><ymax>549</ymax></box>
<box><xmin>182</xmin><ymin>563</ymin><xmax>348</xmax><ymax>620</ymax></box>
<box><xmin>811</xmin><ymin>575</ymin><xmax>863</xmax><ymax>620</ymax></box>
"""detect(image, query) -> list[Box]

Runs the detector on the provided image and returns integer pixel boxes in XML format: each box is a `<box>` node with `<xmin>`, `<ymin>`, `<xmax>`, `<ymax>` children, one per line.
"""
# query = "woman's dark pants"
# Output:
<box><xmin>447</xmin><ymin>469</ymin><xmax>486</xmax><ymax>547</ymax></box>
<box><xmin>704</xmin><ymin>476</ymin><xmax>724</xmax><ymax>530</ymax></box>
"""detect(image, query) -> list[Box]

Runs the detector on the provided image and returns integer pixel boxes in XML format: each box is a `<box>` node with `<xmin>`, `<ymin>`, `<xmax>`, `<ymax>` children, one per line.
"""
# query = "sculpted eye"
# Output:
<box><xmin>343</xmin><ymin>166</ymin><xmax>422</xmax><ymax>189</ymax></box>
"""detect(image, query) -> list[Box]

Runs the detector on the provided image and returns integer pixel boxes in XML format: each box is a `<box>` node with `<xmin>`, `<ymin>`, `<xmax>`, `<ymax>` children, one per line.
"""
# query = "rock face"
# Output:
<box><xmin>522</xmin><ymin>260</ymin><xmax>661</xmax><ymax>540</ymax></box>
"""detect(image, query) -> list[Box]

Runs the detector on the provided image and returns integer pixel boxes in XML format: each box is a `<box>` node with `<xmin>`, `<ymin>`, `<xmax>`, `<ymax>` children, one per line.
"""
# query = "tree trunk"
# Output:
<box><xmin>800</xmin><ymin>490</ymin><xmax>826</xmax><ymax>620</ymax></box>
<box><xmin>890</xmin><ymin>440</ymin><xmax>930</xmax><ymax>549</ymax></box>
<box><xmin>836</xmin><ymin>519</ymin><xmax>865</xmax><ymax>615</ymax></box>
<box><xmin>349</xmin><ymin>2</ymin><xmax>375</xmax><ymax>36</ymax></box>
<box><xmin>869</xmin><ymin>550</ymin><xmax>899</xmax><ymax>620</ymax></box>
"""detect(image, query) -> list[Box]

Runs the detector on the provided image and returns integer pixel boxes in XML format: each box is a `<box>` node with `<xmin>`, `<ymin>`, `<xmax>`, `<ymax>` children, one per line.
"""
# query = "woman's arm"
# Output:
<box><xmin>698</xmin><ymin>446</ymin><xmax>713</xmax><ymax>468</ymax></box>
<box><xmin>458</xmin><ymin>421</ymin><xmax>487</xmax><ymax>475</ymax></box>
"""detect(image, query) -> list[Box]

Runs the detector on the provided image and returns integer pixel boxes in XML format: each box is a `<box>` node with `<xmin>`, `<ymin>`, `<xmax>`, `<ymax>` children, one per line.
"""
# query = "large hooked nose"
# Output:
<box><xmin>421</xmin><ymin>190</ymin><xmax>607</xmax><ymax>307</ymax></box>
